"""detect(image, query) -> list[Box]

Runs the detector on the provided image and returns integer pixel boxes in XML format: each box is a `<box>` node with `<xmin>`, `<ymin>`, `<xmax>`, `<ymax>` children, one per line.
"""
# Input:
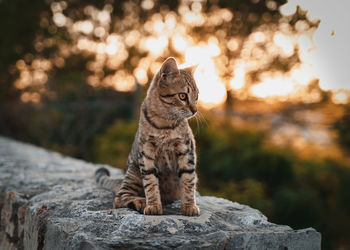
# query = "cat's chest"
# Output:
<box><xmin>149</xmin><ymin>134</ymin><xmax>182</xmax><ymax>151</ymax></box>
<box><xmin>138</xmin><ymin>122</ymin><xmax>192</xmax><ymax>161</ymax></box>
<box><xmin>145</xmin><ymin>125</ymin><xmax>187</xmax><ymax>145</ymax></box>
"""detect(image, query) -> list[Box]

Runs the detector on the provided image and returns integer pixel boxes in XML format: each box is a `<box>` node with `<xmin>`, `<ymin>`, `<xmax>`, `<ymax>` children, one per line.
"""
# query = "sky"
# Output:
<box><xmin>281</xmin><ymin>0</ymin><xmax>350</xmax><ymax>92</ymax></box>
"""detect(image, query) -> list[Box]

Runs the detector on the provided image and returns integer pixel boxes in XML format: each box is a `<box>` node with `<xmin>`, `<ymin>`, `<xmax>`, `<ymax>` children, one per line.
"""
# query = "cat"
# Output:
<box><xmin>95</xmin><ymin>57</ymin><xmax>200</xmax><ymax>216</ymax></box>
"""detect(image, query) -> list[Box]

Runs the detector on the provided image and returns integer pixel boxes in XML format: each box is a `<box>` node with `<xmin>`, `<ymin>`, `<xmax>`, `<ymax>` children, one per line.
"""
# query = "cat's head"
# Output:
<box><xmin>151</xmin><ymin>57</ymin><xmax>199</xmax><ymax>119</ymax></box>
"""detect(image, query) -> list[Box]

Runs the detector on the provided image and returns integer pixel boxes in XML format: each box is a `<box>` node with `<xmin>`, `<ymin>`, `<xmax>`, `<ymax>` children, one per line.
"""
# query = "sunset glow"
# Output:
<box><xmin>180</xmin><ymin>41</ymin><xmax>226</xmax><ymax>107</ymax></box>
<box><xmin>251</xmin><ymin>77</ymin><xmax>294</xmax><ymax>99</ymax></box>
<box><xmin>229</xmin><ymin>63</ymin><xmax>246</xmax><ymax>90</ymax></box>
<box><xmin>12</xmin><ymin>0</ymin><xmax>350</xmax><ymax>106</ymax></box>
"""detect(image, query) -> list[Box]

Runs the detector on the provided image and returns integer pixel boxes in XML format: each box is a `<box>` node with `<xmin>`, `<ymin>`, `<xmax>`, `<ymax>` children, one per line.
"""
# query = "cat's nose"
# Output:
<box><xmin>190</xmin><ymin>105</ymin><xmax>197</xmax><ymax>115</ymax></box>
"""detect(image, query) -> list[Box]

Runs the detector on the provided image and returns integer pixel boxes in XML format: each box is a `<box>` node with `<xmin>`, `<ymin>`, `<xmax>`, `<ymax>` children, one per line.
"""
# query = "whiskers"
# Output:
<box><xmin>192</xmin><ymin>110</ymin><xmax>208</xmax><ymax>135</ymax></box>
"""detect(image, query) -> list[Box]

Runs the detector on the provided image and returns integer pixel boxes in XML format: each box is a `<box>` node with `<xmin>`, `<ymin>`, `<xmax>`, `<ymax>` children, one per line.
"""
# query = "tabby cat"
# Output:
<box><xmin>96</xmin><ymin>57</ymin><xmax>200</xmax><ymax>216</ymax></box>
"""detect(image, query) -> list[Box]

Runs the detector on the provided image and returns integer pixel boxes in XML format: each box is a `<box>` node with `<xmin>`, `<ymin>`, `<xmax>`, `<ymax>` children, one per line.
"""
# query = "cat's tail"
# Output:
<box><xmin>95</xmin><ymin>167</ymin><xmax>122</xmax><ymax>194</ymax></box>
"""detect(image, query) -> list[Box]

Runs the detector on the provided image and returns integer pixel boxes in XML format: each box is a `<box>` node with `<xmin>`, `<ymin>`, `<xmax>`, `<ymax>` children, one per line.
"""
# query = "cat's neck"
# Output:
<box><xmin>142</xmin><ymin>97</ymin><xmax>184</xmax><ymax>130</ymax></box>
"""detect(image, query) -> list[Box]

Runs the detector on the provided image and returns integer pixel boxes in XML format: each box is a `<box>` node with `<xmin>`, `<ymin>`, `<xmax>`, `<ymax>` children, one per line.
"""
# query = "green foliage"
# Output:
<box><xmin>189</xmin><ymin>116</ymin><xmax>349</xmax><ymax>249</ymax></box>
<box><xmin>195</xmin><ymin>118</ymin><xmax>266</xmax><ymax>186</ymax></box>
<box><xmin>93</xmin><ymin>119</ymin><xmax>138</xmax><ymax>169</ymax></box>
<box><xmin>194</xmin><ymin>118</ymin><xmax>295</xmax><ymax>194</ymax></box>
<box><xmin>202</xmin><ymin>178</ymin><xmax>273</xmax><ymax>214</ymax></box>
<box><xmin>274</xmin><ymin>187</ymin><xmax>322</xmax><ymax>229</ymax></box>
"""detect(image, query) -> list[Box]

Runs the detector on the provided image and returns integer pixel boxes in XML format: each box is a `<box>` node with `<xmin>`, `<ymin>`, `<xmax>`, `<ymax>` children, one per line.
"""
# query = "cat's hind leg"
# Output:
<box><xmin>115</xmin><ymin>168</ymin><xmax>146</xmax><ymax>213</ymax></box>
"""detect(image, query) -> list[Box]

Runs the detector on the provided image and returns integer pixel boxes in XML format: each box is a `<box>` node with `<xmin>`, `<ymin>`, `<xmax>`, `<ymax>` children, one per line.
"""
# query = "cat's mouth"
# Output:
<box><xmin>184</xmin><ymin>111</ymin><xmax>197</xmax><ymax>119</ymax></box>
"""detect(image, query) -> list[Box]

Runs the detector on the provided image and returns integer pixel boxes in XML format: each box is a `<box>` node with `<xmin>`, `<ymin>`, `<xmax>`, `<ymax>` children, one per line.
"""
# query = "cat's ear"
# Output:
<box><xmin>183</xmin><ymin>64</ymin><xmax>198</xmax><ymax>76</ymax></box>
<box><xmin>160</xmin><ymin>57</ymin><xmax>179</xmax><ymax>77</ymax></box>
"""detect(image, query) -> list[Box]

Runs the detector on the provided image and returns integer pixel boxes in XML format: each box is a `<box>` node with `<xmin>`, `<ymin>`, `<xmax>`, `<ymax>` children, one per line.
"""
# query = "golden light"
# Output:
<box><xmin>227</xmin><ymin>38</ymin><xmax>239</xmax><ymax>52</ymax></box>
<box><xmin>50</xmin><ymin>1</ymin><xmax>67</xmax><ymax>13</ymax></box>
<box><xmin>279</xmin><ymin>2</ymin><xmax>296</xmax><ymax>16</ymax></box>
<box><xmin>141</xmin><ymin>0</ymin><xmax>154</xmax><ymax>10</ymax></box>
<box><xmin>295</xmin><ymin>20</ymin><xmax>309</xmax><ymax>32</ymax></box>
<box><xmin>333</xmin><ymin>91</ymin><xmax>349</xmax><ymax>104</ymax></box>
<box><xmin>14</xmin><ymin>0</ymin><xmax>350</xmax><ymax>106</ymax></box>
<box><xmin>165</xmin><ymin>13</ymin><xmax>177</xmax><ymax>30</ymax></box>
<box><xmin>77</xmin><ymin>38</ymin><xmax>91</xmax><ymax>51</ymax></box>
<box><xmin>172</xmin><ymin>36</ymin><xmax>187</xmax><ymax>53</ymax></box>
<box><xmin>33</xmin><ymin>70</ymin><xmax>48</xmax><ymax>85</ymax></box>
<box><xmin>125</xmin><ymin>30</ymin><xmax>141</xmax><ymax>47</ymax></box>
<box><xmin>134</xmin><ymin>67</ymin><xmax>148</xmax><ymax>85</ymax></box>
<box><xmin>251</xmin><ymin>31</ymin><xmax>266</xmax><ymax>43</ymax></box>
<box><xmin>229</xmin><ymin>63</ymin><xmax>246</xmax><ymax>90</ymax></box>
<box><xmin>182</xmin><ymin>11</ymin><xmax>205</xmax><ymax>26</ymax></box>
<box><xmin>143</xmin><ymin>36</ymin><xmax>168</xmax><ymax>56</ymax></box>
<box><xmin>180</xmin><ymin>42</ymin><xmax>226</xmax><ymax>108</ymax></box>
<box><xmin>54</xmin><ymin>57</ymin><xmax>65</xmax><ymax>68</ymax></box>
<box><xmin>297</xmin><ymin>34</ymin><xmax>313</xmax><ymax>54</ymax></box>
<box><xmin>114</xmin><ymin>77</ymin><xmax>136</xmax><ymax>92</ymax></box>
<box><xmin>32</xmin><ymin>59</ymin><xmax>52</xmax><ymax>71</ymax></box>
<box><xmin>251</xmin><ymin>77</ymin><xmax>295</xmax><ymax>99</ymax></box>
<box><xmin>273</xmin><ymin>33</ymin><xmax>294</xmax><ymax>57</ymax></box>
<box><xmin>97</xmin><ymin>10</ymin><xmax>110</xmax><ymax>24</ymax></box>
<box><xmin>290</xmin><ymin>64</ymin><xmax>314</xmax><ymax>86</ymax></box>
<box><xmin>94</xmin><ymin>27</ymin><xmax>106</xmax><ymax>38</ymax></box>
<box><xmin>105</xmin><ymin>44</ymin><xmax>117</xmax><ymax>55</ymax></box>
<box><xmin>73</xmin><ymin>20</ymin><xmax>94</xmax><ymax>34</ymax></box>
<box><xmin>150</xmin><ymin>62</ymin><xmax>162</xmax><ymax>75</ymax></box>
<box><xmin>152</xmin><ymin>19</ymin><xmax>164</xmax><ymax>34</ymax></box>
<box><xmin>20</xmin><ymin>92</ymin><xmax>40</xmax><ymax>103</ymax></box>
<box><xmin>266</xmin><ymin>0</ymin><xmax>277</xmax><ymax>11</ymax></box>
<box><xmin>16</xmin><ymin>60</ymin><xmax>26</xmax><ymax>70</ymax></box>
<box><xmin>53</xmin><ymin>13</ymin><xmax>67</xmax><ymax>27</ymax></box>
<box><xmin>104</xmin><ymin>70</ymin><xmax>136</xmax><ymax>92</ymax></box>
<box><xmin>194</xmin><ymin>61</ymin><xmax>227</xmax><ymax>108</ymax></box>
<box><xmin>97</xmin><ymin>43</ymin><xmax>106</xmax><ymax>54</ymax></box>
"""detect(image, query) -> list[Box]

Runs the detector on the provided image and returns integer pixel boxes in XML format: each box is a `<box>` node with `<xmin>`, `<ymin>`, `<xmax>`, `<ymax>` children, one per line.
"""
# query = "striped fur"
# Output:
<box><xmin>95</xmin><ymin>168</ymin><xmax>123</xmax><ymax>194</ymax></box>
<box><xmin>96</xmin><ymin>57</ymin><xmax>200</xmax><ymax>216</ymax></box>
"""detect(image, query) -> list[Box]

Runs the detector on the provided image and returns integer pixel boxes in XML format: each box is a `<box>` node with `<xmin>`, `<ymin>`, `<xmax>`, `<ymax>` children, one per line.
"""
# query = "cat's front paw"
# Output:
<box><xmin>113</xmin><ymin>197</ymin><xmax>146</xmax><ymax>213</ymax></box>
<box><xmin>181</xmin><ymin>204</ymin><xmax>200</xmax><ymax>216</ymax></box>
<box><xmin>130</xmin><ymin>198</ymin><xmax>147</xmax><ymax>213</ymax></box>
<box><xmin>113</xmin><ymin>196</ymin><xmax>123</xmax><ymax>208</ymax></box>
<box><xmin>144</xmin><ymin>204</ymin><xmax>163</xmax><ymax>215</ymax></box>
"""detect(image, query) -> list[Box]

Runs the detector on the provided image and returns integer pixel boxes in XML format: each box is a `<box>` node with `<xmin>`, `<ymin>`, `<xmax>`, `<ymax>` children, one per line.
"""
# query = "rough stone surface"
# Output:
<box><xmin>0</xmin><ymin>136</ymin><xmax>321</xmax><ymax>249</ymax></box>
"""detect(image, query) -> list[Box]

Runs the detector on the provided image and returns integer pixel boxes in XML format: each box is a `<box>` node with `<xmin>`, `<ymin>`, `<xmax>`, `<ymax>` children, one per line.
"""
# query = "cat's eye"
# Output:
<box><xmin>178</xmin><ymin>93</ymin><xmax>187</xmax><ymax>101</ymax></box>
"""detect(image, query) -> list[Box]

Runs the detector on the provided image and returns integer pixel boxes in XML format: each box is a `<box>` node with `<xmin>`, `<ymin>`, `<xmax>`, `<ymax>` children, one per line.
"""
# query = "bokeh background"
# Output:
<box><xmin>1</xmin><ymin>0</ymin><xmax>350</xmax><ymax>248</ymax></box>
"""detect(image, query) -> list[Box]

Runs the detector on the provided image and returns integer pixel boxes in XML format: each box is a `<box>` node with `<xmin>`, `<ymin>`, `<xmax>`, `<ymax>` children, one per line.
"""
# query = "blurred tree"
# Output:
<box><xmin>93</xmin><ymin>119</ymin><xmax>137</xmax><ymax>168</ymax></box>
<box><xmin>0</xmin><ymin>0</ymin><xmax>46</xmax><ymax>101</ymax></box>
<box><xmin>333</xmin><ymin>105</ymin><xmax>350</xmax><ymax>152</ymax></box>
<box><xmin>274</xmin><ymin>187</ymin><xmax>322</xmax><ymax>229</ymax></box>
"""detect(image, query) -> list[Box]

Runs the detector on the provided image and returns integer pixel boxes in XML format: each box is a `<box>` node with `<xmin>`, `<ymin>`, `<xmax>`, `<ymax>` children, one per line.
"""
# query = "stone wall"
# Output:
<box><xmin>0</xmin><ymin>137</ymin><xmax>321</xmax><ymax>249</ymax></box>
